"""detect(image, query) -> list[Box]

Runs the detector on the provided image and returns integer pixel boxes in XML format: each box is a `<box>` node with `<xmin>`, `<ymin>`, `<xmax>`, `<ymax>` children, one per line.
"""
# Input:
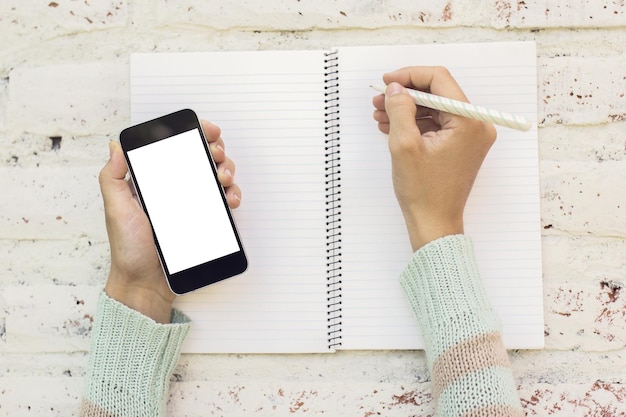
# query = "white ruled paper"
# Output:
<box><xmin>129</xmin><ymin>42</ymin><xmax>543</xmax><ymax>353</ymax></box>
<box><xmin>335</xmin><ymin>43</ymin><xmax>543</xmax><ymax>350</ymax></box>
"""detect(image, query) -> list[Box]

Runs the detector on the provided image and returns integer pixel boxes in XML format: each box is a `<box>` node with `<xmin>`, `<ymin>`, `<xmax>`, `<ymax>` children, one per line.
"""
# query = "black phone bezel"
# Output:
<box><xmin>119</xmin><ymin>109</ymin><xmax>247</xmax><ymax>295</ymax></box>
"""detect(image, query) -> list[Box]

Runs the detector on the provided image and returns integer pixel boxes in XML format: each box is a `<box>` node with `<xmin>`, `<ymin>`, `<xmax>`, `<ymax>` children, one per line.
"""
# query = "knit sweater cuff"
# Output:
<box><xmin>400</xmin><ymin>235</ymin><xmax>502</xmax><ymax>364</ymax></box>
<box><xmin>82</xmin><ymin>291</ymin><xmax>190</xmax><ymax>417</ymax></box>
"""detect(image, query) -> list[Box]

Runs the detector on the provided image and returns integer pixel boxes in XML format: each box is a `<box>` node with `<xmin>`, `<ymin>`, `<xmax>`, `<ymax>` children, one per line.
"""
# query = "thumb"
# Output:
<box><xmin>99</xmin><ymin>141</ymin><xmax>131</xmax><ymax>204</ymax></box>
<box><xmin>384</xmin><ymin>83</ymin><xmax>421</xmax><ymax>139</ymax></box>
<box><xmin>107</xmin><ymin>141</ymin><xmax>128</xmax><ymax>180</ymax></box>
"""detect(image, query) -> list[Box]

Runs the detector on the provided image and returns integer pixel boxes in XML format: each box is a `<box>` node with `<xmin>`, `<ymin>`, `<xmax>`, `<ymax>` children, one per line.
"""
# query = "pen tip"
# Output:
<box><xmin>370</xmin><ymin>84</ymin><xmax>386</xmax><ymax>93</ymax></box>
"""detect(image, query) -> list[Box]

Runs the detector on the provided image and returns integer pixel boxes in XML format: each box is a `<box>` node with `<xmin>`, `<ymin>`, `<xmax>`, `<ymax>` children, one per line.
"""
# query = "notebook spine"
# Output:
<box><xmin>324</xmin><ymin>50</ymin><xmax>342</xmax><ymax>350</ymax></box>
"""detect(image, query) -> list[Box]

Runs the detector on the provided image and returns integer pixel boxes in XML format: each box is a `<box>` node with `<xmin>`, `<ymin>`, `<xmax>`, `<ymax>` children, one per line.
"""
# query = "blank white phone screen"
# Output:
<box><xmin>127</xmin><ymin>128</ymin><xmax>239</xmax><ymax>274</ymax></box>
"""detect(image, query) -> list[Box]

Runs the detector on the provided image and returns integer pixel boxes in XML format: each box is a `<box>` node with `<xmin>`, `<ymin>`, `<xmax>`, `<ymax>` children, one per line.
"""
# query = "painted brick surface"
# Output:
<box><xmin>0</xmin><ymin>377</ymin><xmax>83</xmax><ymax>416</ymax></box>
<box><xmin>541</xmin><ymin>161</ymin><xmax>626</xmax><ymax>235</ymax></box>
<box><xmin>7</xmin><ymin>62</ymin><xmax>128</xmax><ymax>137</ymax></box>
<box><xmin>0</xmin><ymin>0</ymin><xmax>127</xmax><ymax>40</ymax></box>
<box><xmin>155</xmin><ymin>0</ymin><xmax>478</xmax><ymax>29</ymax></box>
<box><xmin>1</xmin><ymin>0</ymin><xmax>625</xmax><ymax>416</ymax></box>
<box><xmin>540</xmin><ymin>55</ymin><xmax>626</xmax><ymax>126</ymax></box>
<box><xmin>492</xmin><ymin>0</ymin><xmax>626</xmax><ymax>28</ymax></box>
<box><xmin>539</xmin><ymin>123</ymin><xmax>626</xmax><ymax>162</ymax></box>
<box><xmin>0</xmin><ymin>167</ymin><xmax>105</xmax><ymax>240</ymax></box>
<box><xmin>3</xmin><ymin>286</ymin><xmax>98</xmax><ymax>354</ymax></box>
<box><xmin>544</xmin><ymin>280</ymin><xmax>626</xmax><ymax>350</ymax></box>
<box><xmin>519</xmin><ymin>382</ymin><xmax>626</xmax><ymax>416</ymax></box>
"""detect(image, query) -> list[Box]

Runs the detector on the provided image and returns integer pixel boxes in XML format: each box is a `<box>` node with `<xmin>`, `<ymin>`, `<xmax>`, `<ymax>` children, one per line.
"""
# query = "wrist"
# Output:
<box><xmin>105</xmin><ymin>274</ymin><xmax>174</xmax><ymax>324</ymax></box>
<box><xmin>403</xmin><ymin>211</ymin><xmax>464</xmax><ymax>251</ymax></box>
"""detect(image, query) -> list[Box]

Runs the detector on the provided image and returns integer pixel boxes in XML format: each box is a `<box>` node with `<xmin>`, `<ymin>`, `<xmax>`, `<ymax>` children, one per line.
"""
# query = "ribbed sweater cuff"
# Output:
<box><xmin>400</xmin><ymin>235</ymin><xmax>502</xmax><ymax>364</ymax></box>
<box><xmin>82</xmin><ymin>291</ymin><xmax>190</xmax><ymax>417</ymax></box>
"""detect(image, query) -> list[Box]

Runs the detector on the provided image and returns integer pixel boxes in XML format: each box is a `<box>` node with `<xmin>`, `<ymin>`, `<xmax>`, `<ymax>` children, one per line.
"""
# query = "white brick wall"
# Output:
<box><xmin>492</xmin><ymin>0</ymin><xmax>626</xmax><ymax>28</ymax></box>
<box><xmin>1</xmin><ymin>1</ymin><xmax>625</xmax><ymax>415</ymax></box>
<box><xmin>7</xmin><ymin>62</ymin><xmax>128</xmax><ymax>137</ymax></box>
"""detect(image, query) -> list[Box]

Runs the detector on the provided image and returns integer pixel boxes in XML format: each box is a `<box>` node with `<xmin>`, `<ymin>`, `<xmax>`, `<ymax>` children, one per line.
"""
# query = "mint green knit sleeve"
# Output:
<box><xmin>400</xmin><ymin>235</ymin><xmax>524</xmax><ymax>417</ymax></box>
<box><xmin>80</xmin><ymin>291</ymin><xmax>190</xmax><ymax>417</ymax></box>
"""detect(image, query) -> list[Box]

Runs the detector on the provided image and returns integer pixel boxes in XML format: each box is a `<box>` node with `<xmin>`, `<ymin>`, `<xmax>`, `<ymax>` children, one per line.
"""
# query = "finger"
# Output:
<box><xmin>225</xmin><ymin>183</ymin><xmax>242</xmax><ymax>209</ymax></box>
<box><xmin>375</xmin><ymin>108</ymin><xmax>436</xmax><ymax>129</ymax></box>
<box><xmin>99</xmin><ymin>141</ymin><xmax>132</xmax><ymax>204</ymax></box>
<box><xmin>211</xmin><ymin>135</ymin><xmax>226</xmax><ymax>150</ymax></box>
<box><xmin>217</xmin><ymin>157</ymin><xmax>236</xmax><ymax>188</ymax></box>
<box><xmin>385</xmin><ymin>67</ymin><xmax>473</xmax><ymax>131</ymax></box>
<box><xmin>384</xmin><ymin>83</ymin><xmax>422</xmax><ymax>143</ymax></box>
<box><xmin>373</xmin><ymin>109</ymin><xmax>389</xmax><ymax>124</ymax></box>
<box><xmin>377</xmin><ymin>90</ymin><xmax>441</xmax><ymax>119</ymax></box>
<box><xmin>372</xmin><ymin>93</ymin><xmax>385</xmax><ymax>111</ymax></box>
<box><xmin>201</xmin><ymin>119</ymin><xmax>222</xmax><ymax>144</ymax></box>
<box><xmin>375</xmin><ymin>98</ymin><xmax>435</xmax><ymax>123</ymax></box>
<box><xmin>105</xmin><ymin>141</ymin><xmax>127</xmax><ymax>180</ymax></box>
<box><xmin>210</xmin><ymin>141</ymin><xmax>226</xmax><ymax>164</ymax></box>
<box><xmin>383</xmin><ymin>66</ymin><xmax>469</xmax><ymax>103</ymax></box>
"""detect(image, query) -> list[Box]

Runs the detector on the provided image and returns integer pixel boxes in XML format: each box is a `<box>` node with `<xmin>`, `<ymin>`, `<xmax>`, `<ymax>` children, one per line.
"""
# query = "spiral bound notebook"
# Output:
<box><xmin>130</xmin><ymin>41</ymin><xmax>543</xmax><ymax>353</ymax></box>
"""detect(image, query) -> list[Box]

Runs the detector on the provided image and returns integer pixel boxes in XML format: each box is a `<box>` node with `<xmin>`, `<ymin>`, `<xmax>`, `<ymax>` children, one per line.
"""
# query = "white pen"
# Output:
<box><xmin>370</xmin><ymin>84</ymin><xmax>532</xmax><ymax>132</ymax></box>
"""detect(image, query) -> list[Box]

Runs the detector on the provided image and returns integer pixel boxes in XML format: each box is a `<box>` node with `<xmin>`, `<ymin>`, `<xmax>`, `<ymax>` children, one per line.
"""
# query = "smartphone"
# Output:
<box><xmin>119</xmin><ymin>109</ymin><xmax>247</xmax><ymax>295</ymax></box>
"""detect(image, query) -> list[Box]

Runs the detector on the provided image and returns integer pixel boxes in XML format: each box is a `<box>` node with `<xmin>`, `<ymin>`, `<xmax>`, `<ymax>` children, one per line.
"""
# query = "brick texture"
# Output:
<box><xmin>154</xmin><ymin>0</ymin><xmax>473</xmax><ymax>29</ymax></box>
<box><xmin>492</xmin><ymin>0</ymin><xmax>626</xmax><ymax>28</ymax></box>
<box><xmin>1</xmin><ymin>0</ymin><xmax>625</xmax><ymax>416</ymax></box>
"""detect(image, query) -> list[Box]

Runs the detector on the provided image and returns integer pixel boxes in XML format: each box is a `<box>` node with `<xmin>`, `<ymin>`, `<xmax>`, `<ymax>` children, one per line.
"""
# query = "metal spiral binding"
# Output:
<box><xmin>324</xmin><ymin>50</ymin><xmax>342</xmax><ymax>350</ymax></box>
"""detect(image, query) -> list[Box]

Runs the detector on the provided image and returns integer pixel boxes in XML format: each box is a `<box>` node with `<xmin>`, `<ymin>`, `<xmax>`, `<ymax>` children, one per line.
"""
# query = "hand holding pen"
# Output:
<box><xmin>370</xmin><ymin>83</ymin><xmax>531</xmax><ymax>132</ymax></box>
<box><xmin>372</xmin><ymin>66</ymin><xmax>497</xmax><ymax>250</ymax></box>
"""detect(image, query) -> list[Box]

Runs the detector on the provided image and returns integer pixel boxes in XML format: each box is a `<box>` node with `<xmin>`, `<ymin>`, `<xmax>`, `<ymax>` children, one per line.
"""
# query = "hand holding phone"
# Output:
<box><xmin>119</xmin><ymin>109</ymin><xmax>247</xmax><ymax>295</ymax></box>
<box><xmin>101</xmin><ymin>112</ymin><xmax>246</xmax><ymax>319</ymax></box>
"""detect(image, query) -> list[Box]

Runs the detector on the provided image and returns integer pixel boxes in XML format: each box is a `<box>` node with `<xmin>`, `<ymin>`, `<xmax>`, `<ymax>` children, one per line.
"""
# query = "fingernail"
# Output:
<box><xmin>108</xmin><ymin>141</ymin><xmax>115</xmax><ymax>159</ymax></box>
<box><xmin>211</xmin><ymin>143</ymin><xmax>224</xmax><ymax>156</ymax></box>
<box><xmin>386</xmin><ymin>83</ymin><xmax>405</xmax><ymax>97</ymax></box>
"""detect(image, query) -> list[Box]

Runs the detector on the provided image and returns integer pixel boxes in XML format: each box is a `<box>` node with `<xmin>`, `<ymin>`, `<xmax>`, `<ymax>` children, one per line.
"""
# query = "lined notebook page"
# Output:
<box><xmin>131</xmin><ymin>50</ymin><xmax>331</xmax><ymax>353</ymax></box>
<box><xmin>335</xmin><ymin>42</ymin><xmax>544</xmax><ymax>350</ymax></box>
